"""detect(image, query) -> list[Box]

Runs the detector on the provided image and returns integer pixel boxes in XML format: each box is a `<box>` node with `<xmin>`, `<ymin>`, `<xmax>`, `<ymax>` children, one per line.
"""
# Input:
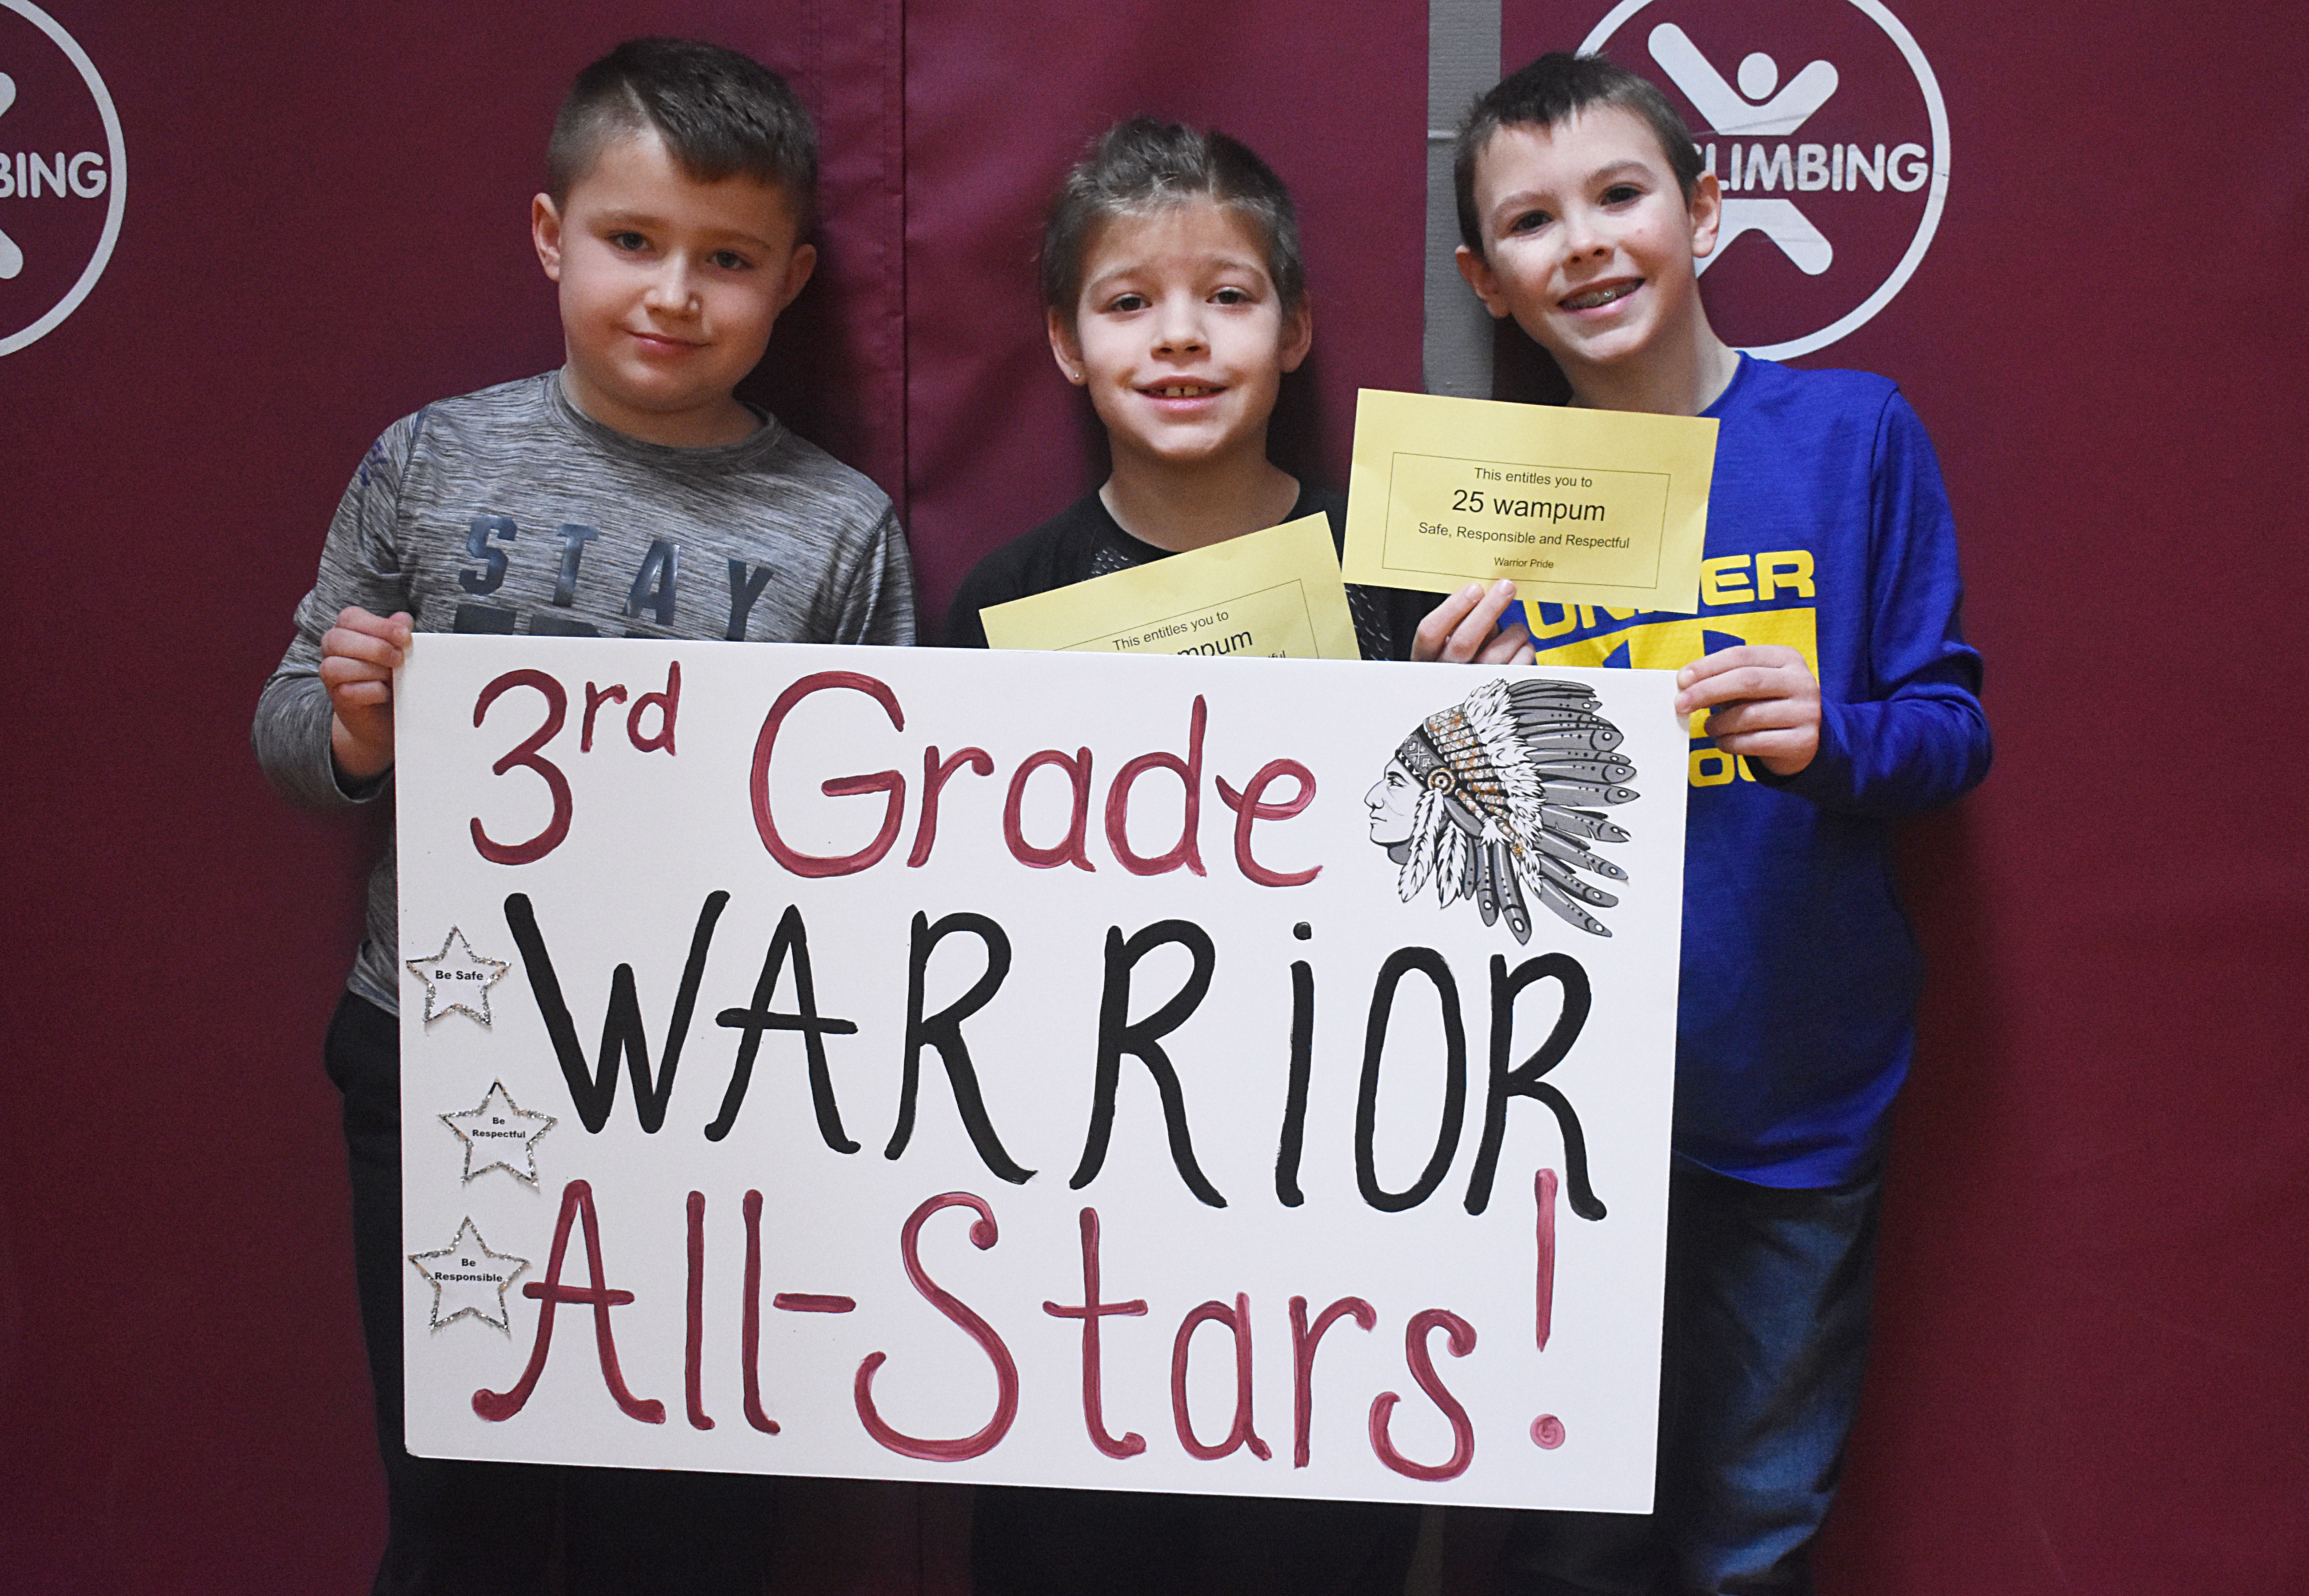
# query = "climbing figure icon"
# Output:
<box><xmin>1646</xmin><ymin>24</ymin><xmax>1835</xmax><ymax>277</ymax></box>
<box><xmin>1648</xmin><ymin>25</ymin><xmax>1839</xmax><ymax>136</ymax></box>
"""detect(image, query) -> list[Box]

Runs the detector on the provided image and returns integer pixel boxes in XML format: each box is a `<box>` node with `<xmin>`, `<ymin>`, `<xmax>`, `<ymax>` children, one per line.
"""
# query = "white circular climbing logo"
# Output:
<box><xmin>0</xmin><ymin>0</ymin><xmax>124</xmax><ymax>356</ymax></box>
<box><xmin>1581</xmin><ymin>0</ymin><xmax>1948</xmax><ymax>360</ymax></box>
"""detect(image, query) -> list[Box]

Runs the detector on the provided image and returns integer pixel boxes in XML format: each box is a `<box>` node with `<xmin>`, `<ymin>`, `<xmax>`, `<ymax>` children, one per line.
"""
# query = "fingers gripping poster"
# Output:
<box><xmin>394</xmin><ymin>638</ymin><xmax>1687</xmax><ymax>1510</ymax></box>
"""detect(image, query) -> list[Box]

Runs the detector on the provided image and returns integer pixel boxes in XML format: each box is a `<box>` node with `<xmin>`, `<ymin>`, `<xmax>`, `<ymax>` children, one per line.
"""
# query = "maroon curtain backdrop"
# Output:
<box><xmin>2</xmin><ymin>2</ymin><xmax>2302</xmax><ymax>1592</ymax></box>
<box><xmin>899</xmin><ymin>0</ymin><xmax>1429</xmax><ymax>628</ymax></box>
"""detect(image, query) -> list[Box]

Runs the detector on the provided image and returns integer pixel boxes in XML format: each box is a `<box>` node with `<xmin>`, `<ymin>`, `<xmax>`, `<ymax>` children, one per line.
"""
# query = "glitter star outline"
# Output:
<box><xmin>439</xmin><ymin>1081</ymin><xmax>557</xmax><ymax>1185</ymax></box>
<box><xmin>408</xmin><ymin>1219</ymin><xmax>531</xmax><ymax>1333</ymax></box>
<box><xmin>404</xmin><ymin>926</ymin><xmax>511</xmax><ymax>1026</ymax></box>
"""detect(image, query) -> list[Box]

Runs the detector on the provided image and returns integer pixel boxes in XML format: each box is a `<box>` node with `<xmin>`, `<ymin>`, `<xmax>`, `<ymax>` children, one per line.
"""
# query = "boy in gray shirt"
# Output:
<box><xmin>254</xmin><ymin>38</ymin><xmax>913</xmax><ymax>1592</ymax></box>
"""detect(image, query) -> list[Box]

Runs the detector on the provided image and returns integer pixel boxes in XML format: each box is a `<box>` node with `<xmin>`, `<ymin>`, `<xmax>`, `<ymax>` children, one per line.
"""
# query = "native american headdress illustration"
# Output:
<box><xmin>1378</xmin><ymin>678</ymin><xmax>1637</xmax><ymax>941</ymax></box>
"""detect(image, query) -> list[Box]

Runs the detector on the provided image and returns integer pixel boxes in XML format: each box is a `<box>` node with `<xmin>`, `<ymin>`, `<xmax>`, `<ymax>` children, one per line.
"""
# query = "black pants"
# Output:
<box><xmin>328</xmin><ymin>992</ymin><xmax>777</xmax><ymax>1595</ymax></box>
<box><xmin>971</xmin><ymin>1484</ymin><xmax>1419</xmax><ymax>1596</ymax></box>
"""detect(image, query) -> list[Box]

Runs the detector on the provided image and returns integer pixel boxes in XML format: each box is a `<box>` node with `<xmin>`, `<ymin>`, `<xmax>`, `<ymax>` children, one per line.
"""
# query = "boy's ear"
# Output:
<box><xmin>1279</xmin><ymin>299</ymin><xmax>1314</xmax><ymax>374</ymax></box>
<box><xmin>1047</xmin><ymin>307</ymin><xmax>1087</xmax><ymax>386</ymax></box>
<box><xmin>1686</xmin><ymin>171</ymin><xmax>1724</xmax><ymax>263</ymax></box>
<box><xmin>776</xmin><ymin>243</ymin><xmax>818</xmax><ymax>315</ymax></box>
<box><xmin>1455</xmin><ymin>244</ymin><xmax>1511</xmax><ymax>320</ymax></box>
<box><xmin>532</xmin><ymin>193</ymin><xmax>564</xmax><ymax>283</ymax></box>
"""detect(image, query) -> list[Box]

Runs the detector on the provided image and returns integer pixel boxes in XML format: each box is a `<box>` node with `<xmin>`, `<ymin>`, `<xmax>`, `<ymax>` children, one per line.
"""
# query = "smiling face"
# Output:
<box><xmin>1050</xmin><ymin>199</ymin><xmax>1311</xmax><ymax>475</ymax></box>
<box><xmin>1364</xmin><ymin>757</ymin><xmax>1422</xmax><ymax>848</ymax></box>
<box><xmin>1454</xmin><ymin>106</ymin><xmax>1719</xmax><ymax>384</ymax></box>
<box><xmin>533</xmin><ymin>128</ymin><xmax>817</xmax><ymax>447</ymax></box>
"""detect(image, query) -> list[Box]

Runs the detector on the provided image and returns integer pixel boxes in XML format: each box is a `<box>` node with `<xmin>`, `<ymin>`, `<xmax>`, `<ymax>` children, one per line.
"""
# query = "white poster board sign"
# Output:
<box><xmin>394</xmin><ymin>638</ymin><xmax>1685</xmax><ymax>1511</ymax></box>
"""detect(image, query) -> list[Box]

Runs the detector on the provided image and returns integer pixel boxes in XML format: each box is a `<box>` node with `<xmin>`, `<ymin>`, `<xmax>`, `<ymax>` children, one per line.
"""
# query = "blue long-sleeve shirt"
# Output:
<box><xmin>1526</xmin><ymin>354</ymin><xmax>1990</xmax><ymax>1186</ymax></box>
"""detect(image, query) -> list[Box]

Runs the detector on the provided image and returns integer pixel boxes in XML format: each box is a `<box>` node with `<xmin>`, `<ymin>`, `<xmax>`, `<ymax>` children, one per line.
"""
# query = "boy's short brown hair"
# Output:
<box><xmin>1040</xmin><ymin>116</ymin><xmax>1307</xmax><ymax>320</ymax></box>
<box><xmin>1454</xmin><ymin>52</ymin><xmax>1703</xmax><ymax>260</ymax></box>
<box><xmin>547</xmin><ymin>38</ymin><xmax>819</xmax><ymax>231</ymax></box>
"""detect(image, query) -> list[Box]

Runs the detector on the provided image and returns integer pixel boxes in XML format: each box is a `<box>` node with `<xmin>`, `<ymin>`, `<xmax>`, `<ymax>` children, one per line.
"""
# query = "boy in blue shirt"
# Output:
<box><xmin>1450</xmin><ymin>52</ymin><xmax>1989</xmax><ymax>1595</ymax></box>
<box><xmin>256</xmin><ymin>38</ymin><xmax>913</xmax><ymax>1593</ymax></box>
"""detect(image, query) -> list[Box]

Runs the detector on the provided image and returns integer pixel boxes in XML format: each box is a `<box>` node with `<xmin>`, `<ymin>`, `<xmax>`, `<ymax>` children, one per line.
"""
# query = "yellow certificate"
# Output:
<box><xmin>1342</xmin><ymin>388</ymin><xmax>1719</xmax><ymax>614</ymax></box>
<box><xmin>978</xmin><ymin>511</ymin><xmax>1360</xmax><ymax>659</ymax></box>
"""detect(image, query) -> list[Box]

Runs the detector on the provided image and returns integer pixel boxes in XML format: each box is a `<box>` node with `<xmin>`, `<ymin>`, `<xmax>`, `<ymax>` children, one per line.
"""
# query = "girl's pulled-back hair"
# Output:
<box><xmin>547</xmin><ymin>38</ymin><xmax>819</xmax><ymax>230</ymax></box>
<box><xmin>1454</xmin><ymin>52</ymin><xmax>1704</xmax><ymax>259</ymax></box>
<box><xmin>1041</xmin><ymin>117</ymin><xmax>1307</xmax><ymax>318</ymax></box>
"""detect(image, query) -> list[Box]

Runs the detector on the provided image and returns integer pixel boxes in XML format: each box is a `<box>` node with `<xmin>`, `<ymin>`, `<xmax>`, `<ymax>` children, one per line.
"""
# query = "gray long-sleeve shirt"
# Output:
<box><xmin>253</xmin><ymin>371</ymin><xmax>915</xmax><ymax>1013</ymax></box>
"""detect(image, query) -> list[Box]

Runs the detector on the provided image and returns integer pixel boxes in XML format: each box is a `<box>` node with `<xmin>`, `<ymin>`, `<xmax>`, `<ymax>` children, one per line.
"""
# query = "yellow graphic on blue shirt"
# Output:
<box><xmin>1521</xmin><ymin>550</ymin><xmax>1818</xmax><ymax>790</ymax></box>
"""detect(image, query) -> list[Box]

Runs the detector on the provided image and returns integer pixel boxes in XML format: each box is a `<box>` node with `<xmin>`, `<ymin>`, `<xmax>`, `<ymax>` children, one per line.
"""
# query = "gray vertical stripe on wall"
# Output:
<box><xmin>1425</xmin><ymin>0</ymin><xmax>1499</xmax><ymax>398</ymax></box>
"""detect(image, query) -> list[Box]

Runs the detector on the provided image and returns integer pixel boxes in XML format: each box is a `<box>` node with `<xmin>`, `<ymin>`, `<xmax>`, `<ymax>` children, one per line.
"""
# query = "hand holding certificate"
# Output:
<box><xmin>1342</xmin><ymin>389</ymin><xmax>1719</xmax><ymax>615</ymax></box>
<box><xmin>976</xmin><ymin>512</ymin><xmax>1361</xmax><ymax>659</ymax></box>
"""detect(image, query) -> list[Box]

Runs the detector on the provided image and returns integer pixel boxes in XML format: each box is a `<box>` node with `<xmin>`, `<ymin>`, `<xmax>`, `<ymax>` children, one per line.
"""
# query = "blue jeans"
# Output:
<box><xmin>1499</xmin><ymin>1161</ymin><xmax>1882</xmax><ymax>1596</ymax></box>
